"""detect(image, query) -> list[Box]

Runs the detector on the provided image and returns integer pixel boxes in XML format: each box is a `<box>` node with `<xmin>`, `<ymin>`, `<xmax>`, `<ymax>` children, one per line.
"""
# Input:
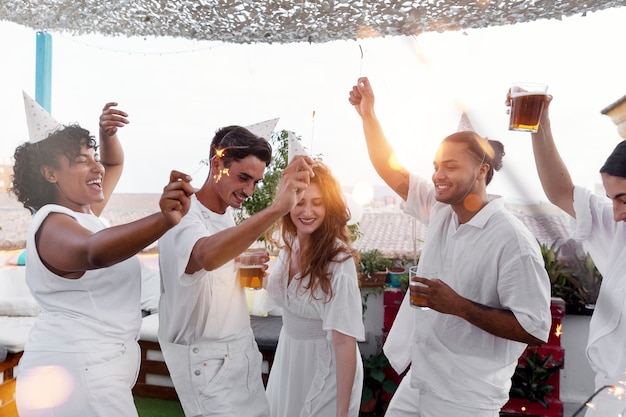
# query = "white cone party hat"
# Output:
<box><xmin>287</xmin><ymin>131</ymin><xmax>309</xmax><ymax>163</ymax></box>
<box><xmin>244</xmin><ymin>118</ymin><xmax>279</xmax><ymax>139</ymax></box>
<box><xmin>23</xmin><ymin>91</ymin><xmax>63</xmax><ymax>143</ymax></box>
<box><xmin>457</xmin><ymin>112</ymin><xmax>475</xmax><ymax>132</ymax></box>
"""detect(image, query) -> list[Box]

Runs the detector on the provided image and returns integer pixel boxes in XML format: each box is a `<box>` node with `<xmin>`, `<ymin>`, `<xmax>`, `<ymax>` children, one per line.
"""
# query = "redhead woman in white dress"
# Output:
<box><xmin>265</xmin><ymin>162</ymin><xmax>365</xmax><ymax>417</ymax></box>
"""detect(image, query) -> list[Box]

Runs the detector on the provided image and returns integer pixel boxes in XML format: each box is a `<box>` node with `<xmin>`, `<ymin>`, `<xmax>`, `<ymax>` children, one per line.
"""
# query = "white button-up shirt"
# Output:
<box><xmin>384</xmin><ymin>174</ymin><xmax>551</xmax><ymax>411</ymax></box>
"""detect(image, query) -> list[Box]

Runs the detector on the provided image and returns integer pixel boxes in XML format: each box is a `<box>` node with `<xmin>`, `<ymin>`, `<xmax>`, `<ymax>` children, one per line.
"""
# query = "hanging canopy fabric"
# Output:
<box><xmin>1</xmin><ymin>0</ymin><xmax>624</xmax><ymax>44</ymax></box>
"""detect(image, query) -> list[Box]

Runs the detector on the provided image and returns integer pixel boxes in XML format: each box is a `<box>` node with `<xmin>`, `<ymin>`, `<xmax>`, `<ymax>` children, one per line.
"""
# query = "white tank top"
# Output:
<box><xmin>25</xmin><ymin>204</ymin><xmax>142</xmax><ymax>352</ymax></box>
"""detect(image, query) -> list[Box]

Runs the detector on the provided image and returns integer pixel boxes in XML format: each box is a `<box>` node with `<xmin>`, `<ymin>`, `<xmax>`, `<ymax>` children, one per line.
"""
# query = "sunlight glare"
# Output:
<box><xmin>18</xmin><ymin>365</ymin><xmax>74</xmax><ymax>409</ymax></box>
<box><xmin>352</xmin><ymin>181</ymin><xmax>374</xmax><ymax>206</ymax></box>
<box><xmin>388</xmin><ymin>152</ymin><xmax>403</xmax><ymax>171</ymax></box>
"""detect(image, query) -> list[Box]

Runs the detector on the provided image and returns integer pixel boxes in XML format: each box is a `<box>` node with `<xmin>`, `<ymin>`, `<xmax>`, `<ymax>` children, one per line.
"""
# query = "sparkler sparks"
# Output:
<box><xmin>213</xmin><ymin>168</ymin><xmax>229</xmax><ymax>183</ymax></box>
<box><xmin>572</xmin><ymin>385</ymin><xmax>625</xmax><ymax>416</ymax></box>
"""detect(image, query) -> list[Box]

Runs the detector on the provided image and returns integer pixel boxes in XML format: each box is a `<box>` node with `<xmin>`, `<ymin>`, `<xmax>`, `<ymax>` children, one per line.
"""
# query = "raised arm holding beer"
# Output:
<box><xmin>513</xmin><ymin>90</ymin><xmax>626</xmax><ymax>417</ymax></box>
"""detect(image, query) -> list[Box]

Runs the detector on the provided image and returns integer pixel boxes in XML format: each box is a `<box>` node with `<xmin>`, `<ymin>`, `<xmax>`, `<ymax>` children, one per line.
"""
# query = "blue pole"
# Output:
<box><xmin>35</xmin><ymin>32</ymin><xmax>52</xmax><ymax>112</ymax></box>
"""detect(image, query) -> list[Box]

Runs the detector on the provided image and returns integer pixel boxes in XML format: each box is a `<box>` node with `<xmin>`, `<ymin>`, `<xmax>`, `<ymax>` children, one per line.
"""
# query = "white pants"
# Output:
<box><xmin>161</xmin><ymin>332</ymin><xmax>270</xmax><ymax>417</ymax></box>
<box><xmin>385</xmin><ymin>369</ymin><xmax>500</xmax><ymax>417</ymax></box>
<box><xmin>16</xmin><ymin>341</ymin><xmax>140</xmax><ymax>417</ymax></box>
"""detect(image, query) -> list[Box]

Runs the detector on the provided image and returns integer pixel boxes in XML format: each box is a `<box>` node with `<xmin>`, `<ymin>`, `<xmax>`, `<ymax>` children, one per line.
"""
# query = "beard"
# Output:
<box><xmin>435</xmin><ymin>177</ymin><xmax>477</xmax><ymax>206</ymax></box>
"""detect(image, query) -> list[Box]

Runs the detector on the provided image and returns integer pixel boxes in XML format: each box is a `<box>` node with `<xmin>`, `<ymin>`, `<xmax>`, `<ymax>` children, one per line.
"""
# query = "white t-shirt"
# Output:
<box><xmin>25</xmin><ymin>204</ymin><xmax>142</xmax><ymax>352</ymax></box>
<box><xmin>158</xmin><ymin>194</ymin><xmax>250</xmax><ymax>345</ymax></box>
<box><xmin>384</xmin><ymin>174</ymin><xmax>551</xmax><ymax>411</ymax></box>
<box><xmin>571</xmin><ymin>186</ymin><xmax>626</xmax><ymax>384</ymax></box>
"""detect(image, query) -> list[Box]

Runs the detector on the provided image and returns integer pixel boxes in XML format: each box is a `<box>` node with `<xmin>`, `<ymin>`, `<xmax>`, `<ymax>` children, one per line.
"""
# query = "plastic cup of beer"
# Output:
<box><xmin>409</xmin><ymin>266</ymin><xmax>436</xmax><ymax>310</ymax></box>
<box><xmin>238</xmin><ymin>249</ymin><xmax>267</xmax><ymax>290</ymax></box>
<box><xmin>508</xmin><ymin>82</ymin><xmax>548</xmax><ymax>133</ymax></box>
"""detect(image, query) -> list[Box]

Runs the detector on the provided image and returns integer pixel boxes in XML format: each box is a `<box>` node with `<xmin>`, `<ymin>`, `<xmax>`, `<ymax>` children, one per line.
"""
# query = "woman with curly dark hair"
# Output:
<box><xmin>265</xmin><ymin>161</ymin><xmax>365</xmax><ymax>417</ymax></box>
<box><xmin>11</xmin><ymin>95</ymin><xmax>194</xmax><ymax>417</ymax></box>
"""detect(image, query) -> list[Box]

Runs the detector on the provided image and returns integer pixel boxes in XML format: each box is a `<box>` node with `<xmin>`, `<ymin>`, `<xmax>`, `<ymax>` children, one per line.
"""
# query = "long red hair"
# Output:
<box><xmin>268</xmin><ymin>162</ymin><xmax>358</xmax><ymax>301</ymax></box>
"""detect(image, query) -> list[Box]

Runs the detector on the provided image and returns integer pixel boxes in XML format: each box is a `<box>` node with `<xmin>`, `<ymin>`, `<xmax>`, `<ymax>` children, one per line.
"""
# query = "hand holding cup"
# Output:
<box><xmin>409</xmin><ymin>266</ymin><xmax>436</xmax><ymax>310</ymax></box>
<box><xmin>508</xmin><ymin>82</ymin><xmax>548</xmax><ymax>133</ymax></box>
<box><xmin>237</xmin><ymin>249</ymin><xmax>269</xmax><ymax>290</ymax></box>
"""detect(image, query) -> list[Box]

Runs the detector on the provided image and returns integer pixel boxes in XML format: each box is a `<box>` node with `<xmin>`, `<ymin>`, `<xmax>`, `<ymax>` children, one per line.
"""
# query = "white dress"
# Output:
<box><xmin>265</xmin><ymin>244</ymin><xmax>365</xmax><ymax>417</ymax></box>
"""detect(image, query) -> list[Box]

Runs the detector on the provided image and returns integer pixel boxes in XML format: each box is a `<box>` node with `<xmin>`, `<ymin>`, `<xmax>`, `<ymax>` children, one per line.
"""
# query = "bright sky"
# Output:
<box><xmin>1</xmin><ymin>6</ymin><xmax>626</xmax><ymax>205</ymax></box>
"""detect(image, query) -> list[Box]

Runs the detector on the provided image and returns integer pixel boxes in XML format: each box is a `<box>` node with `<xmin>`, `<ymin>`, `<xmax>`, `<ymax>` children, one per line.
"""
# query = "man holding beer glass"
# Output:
<box><xmin>520</xmin><ymin>92</ymin><xmax>626</xmax><ymax>416</ymax></box>
<box><xmin>348</xmin><ymin>77</ymin><xmax>552</xmax><ymax>417</ymax></box>
<box><xmin>157</xmin><ymin>124</ymin><xmax>315</xmax><ymax>417</ymax></box>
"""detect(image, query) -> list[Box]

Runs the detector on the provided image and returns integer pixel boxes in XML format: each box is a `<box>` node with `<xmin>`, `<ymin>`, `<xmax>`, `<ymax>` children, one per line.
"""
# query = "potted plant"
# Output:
<box><xmin>539</xmin><ymin>241</ymin><xmax>587</xmax><ymax>315</ymax></box>
<box><xmin>567</xmin><ymin>251</ymin><xmax>602</xmax><ymax>313</ymax></box>
<box><xmin>502</xmin><ymin>348</ymin><xmax>564</xmax><ymax>417</ymax></box>
<box><xmin>358</xmin><ymin>249</ymin><xmax>392</xmax><ymax>288</ymax></box>
<box><xmin>388</xmin><ymin>259</ymin><xmax>409</xmax><ymax>290</ymax></box>
<box><xmin>360</xmin><ymin>352</ymin><xmax>398</xmax><ymax>414</ymax></box>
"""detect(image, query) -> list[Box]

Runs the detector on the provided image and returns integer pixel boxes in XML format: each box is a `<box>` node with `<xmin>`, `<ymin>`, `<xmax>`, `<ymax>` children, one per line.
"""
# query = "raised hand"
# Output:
<box><xmin>159</xmin><ymin>170</ymin><xmax>195</xmax><ymax>227</ymax></box>
<box><xmin>272</xmin><ymin>155</ymin><xmax>315</xmax><ymax>213</ymax></box>
<box><xmin>99</xmin><ymin>102</ymin><xmax>129</xmax><ymax>137</ymax></box>
<box><xmin>348</xmin><ymin>76</ymin><xmax>376</xmax><ymax>118</ymax></box>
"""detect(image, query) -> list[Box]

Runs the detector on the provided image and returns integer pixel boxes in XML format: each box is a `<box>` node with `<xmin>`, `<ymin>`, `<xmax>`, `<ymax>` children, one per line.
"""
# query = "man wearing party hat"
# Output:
<box><xmin>157</xmin><ymin>120</ymin><xmax>315</xmax><ymax>416</ymax></box>
<box><xmin>349</xmin><ymin>77</ymin><xmax>551</xmax><ymax>417</ymax></box>
<box><xmin>13</xmin><ymin>92</ymin><xmax>193</xmax><ymax>417</ymax></box>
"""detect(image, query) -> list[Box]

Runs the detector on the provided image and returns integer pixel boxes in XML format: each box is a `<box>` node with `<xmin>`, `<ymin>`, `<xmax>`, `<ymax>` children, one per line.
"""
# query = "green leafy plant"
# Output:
<box><xmin>539</xmin><ymin>241</ymin><xmax>586</xmax><ymax>311</ymax></box>
<box><xmin>361</xmin><ymin>286</ymin><xmax>384</xmax><ymax>319</ymax></box>
<box><xmin>348</xmin><ymin>223</ymin><xmax>362</xmax><ymax>242</ymax></box>
<box><xmin>509</xmin><ymin>350</ymin><xmax>563</xmax><ymax>408</ymax></box>
<box><xmin>361</xmin><ymin>353</ymin><xmax>398</xmax><ymax>408</ymax></box>
<box><xmin>358</xmin><ymin>249</ymin><xmax>392</xmax><ymax>278</ymax></box>
<box><xmin>568</xmin><ymin>251</ymin><xmax>602</xmax><ymax>308</ymax></box>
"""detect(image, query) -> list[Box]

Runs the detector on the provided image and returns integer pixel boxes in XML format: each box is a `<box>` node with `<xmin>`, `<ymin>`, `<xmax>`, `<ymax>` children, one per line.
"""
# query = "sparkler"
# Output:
<box><xmin>571</xmin><ymin>385</ymin><xmax>623</xmax><ymax>416</ymax></box>
<box><xmin>358</xmin><ymin>44</ymin><xmax>363</xmax><ymax>77</ymax></box>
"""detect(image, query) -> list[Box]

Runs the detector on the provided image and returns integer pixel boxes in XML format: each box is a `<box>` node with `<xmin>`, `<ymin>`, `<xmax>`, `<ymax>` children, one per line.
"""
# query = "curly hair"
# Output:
<box><xmin>9</xmin><ymin>125</ymin><xmax>96</xmax><ymax>213</ymax></box>
<box><xmin>442</xmin><ymin>131</ymin><xmax>505</xmax><ymax>185</ymax></box>
<box><xmin>271</xmin><ymin>162</ymin><xmax>359</xmax><ymax>302</ymax></box>
<box><xmin>209</xmin><ymin>125</ymin><xmax>272</xmax><ymax>168</ymax></box>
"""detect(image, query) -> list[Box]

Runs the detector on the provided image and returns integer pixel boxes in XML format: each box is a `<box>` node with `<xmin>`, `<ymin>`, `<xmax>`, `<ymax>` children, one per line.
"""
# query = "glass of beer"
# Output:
<box><xmin>409</xmin><ymin>266</ymin><xmax>436</xmax><ymax>310</ymax></box>
<box><xmin>508</xmin><ymin>82</ymin><xmax>548</xmax><ymax>133</ymax></box>
<box><xmin>237</xmin><ymin>249</ymin><xmax>267</xmax><ymax>290</ymax></box>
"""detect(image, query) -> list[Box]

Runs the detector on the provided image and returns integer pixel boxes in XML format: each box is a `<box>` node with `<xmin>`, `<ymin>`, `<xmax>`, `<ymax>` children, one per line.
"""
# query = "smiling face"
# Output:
<box><xmin>290</xmin><ymin>183</ymin><xmax>326</xmax><ymax>239</ymax></box>
<box><xmin>601</xmin><ymin>172</ymin><xmax>626</xmax><ymax>222</ymax></box>
<box><xmin>432</xmin><ymin>141</ymin><xmax>484</xmax><ymax>206</ymax></box>
<box><xmin>42</xmin><ymin>141</ymin><xmax>105</xmax><ymax>213</ymax></box>
<box><xmin>210</xmin><ymin>154</ymin><xmax>267</xmax><ymax>212</ymax></box>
